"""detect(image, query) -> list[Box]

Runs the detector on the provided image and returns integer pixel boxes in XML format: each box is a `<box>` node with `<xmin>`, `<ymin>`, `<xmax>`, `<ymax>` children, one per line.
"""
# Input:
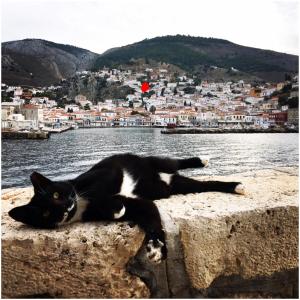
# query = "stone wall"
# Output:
<box><xmin>2</xmin><ymin>168</ymin><xmax>298</xmax><ymax>298</ymax></box>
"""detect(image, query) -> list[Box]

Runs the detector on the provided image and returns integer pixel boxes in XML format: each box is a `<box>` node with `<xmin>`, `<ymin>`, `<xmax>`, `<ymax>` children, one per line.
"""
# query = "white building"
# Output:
<box><xmin>65</xmin><ymin>104</ymin><xmax>80</xmax><ymax>112</ymax></box>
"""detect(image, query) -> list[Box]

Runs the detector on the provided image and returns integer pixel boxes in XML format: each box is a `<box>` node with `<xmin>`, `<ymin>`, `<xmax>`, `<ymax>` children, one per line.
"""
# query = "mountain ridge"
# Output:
<box><xmin>1</xmin><ymin>35</ymin><xmax>298</xmax><ymax>86</ymax></box>
<box><xmin>2</xmin><ymin>38</ymin><xmax>99</xmax><ymax>86</ymax></box>
<box><xmin>94</xmin><ymin>35</ymin><xmax>298</xmax><ymax>82</ymax></box>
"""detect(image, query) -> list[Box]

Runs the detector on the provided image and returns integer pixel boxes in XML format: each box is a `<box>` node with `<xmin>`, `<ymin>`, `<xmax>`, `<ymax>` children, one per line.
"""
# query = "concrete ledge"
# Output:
<box><xmin>2</xmin><ymin>168</ymin><xmax>298</xmax><ymax>298</ymax></box>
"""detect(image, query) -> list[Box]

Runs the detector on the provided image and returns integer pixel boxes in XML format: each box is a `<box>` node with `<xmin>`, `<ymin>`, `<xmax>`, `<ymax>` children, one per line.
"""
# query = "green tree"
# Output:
<box><xmin>84</xmin><ymin>103</ymin><xmax>91</xmax><ymax>110</ymax></box>
<box><xmin>278</xmin><ymin>95</ymin><xmax>288</xmax><ymax>107</ymax></box>
<box><xmin>149</xmin><ymin>105</ymin><xmax>156</xmax><ymax>114</ymax></box>
<box><xmin>83</xmin><ymin>77</ymin><xmax>89</xmax><ymax>87</ymax></box>
<box><xmin>56</xmin><ymin>99</ymin><xmax>65</xmax><ymax>108</ymax></box>
<box><xmin>1</xmin><ymin>91</ymin><xmax>14</xmax><ymax>102</ymax></box>
<box><xmin>183</xmin><ymin>86</ymin><xmax>196</xmax><ymax>94</ymax></box>
<box><xmin>282</xmin><ymin>84</ymin><xmax>292</xmax><ymax>93</ymax></box>
<box><xmin>285</xmin><ymin>74</ymin><xmax>292</xmax><ymax>82</ymax></box>
<box><xmin>288</xmin><ymin>97</ymin><xmax>299</xmax><ymax>108</ymax></box>
<box><xmin>194</xmin><ymin>77</ymin><xmax>202</xmax><ymax>86</ymax></box>
<box><xmin>1</xmin><ymin>95</ymin><xmax>12</xmax><ymax>102</ymax></box>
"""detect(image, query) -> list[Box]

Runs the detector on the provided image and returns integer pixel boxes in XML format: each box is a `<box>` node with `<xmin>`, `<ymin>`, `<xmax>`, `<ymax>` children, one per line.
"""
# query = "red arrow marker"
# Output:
<box><xmin>141</xmin><ymin>82</ymin><xmax>150</xmax><ymax>93</ymax></box>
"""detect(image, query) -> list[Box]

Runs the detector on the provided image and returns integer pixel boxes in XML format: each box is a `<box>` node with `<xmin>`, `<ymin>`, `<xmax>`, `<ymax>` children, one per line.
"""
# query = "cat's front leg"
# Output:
<box><xmin>113</xmin><ymin>195</ymin><xmax>167</xmax><ymax>264</ymax></box>
<box><xmin>145</xmin><ymin>228</ymin><xmax>167</xmax><ymax>264</ymax></box>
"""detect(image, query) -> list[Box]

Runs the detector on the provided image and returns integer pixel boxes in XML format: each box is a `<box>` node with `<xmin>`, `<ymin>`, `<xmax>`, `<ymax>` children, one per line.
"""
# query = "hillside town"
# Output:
<box><xmin>1</xmin><ymin>67</ymin><xmax>299</xmax><ymax>135</ymax></box>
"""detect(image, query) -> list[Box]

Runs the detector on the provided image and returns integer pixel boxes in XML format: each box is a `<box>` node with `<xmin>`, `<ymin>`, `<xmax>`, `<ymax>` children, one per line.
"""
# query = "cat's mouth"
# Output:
<box><xmin>67</xmin><ymin>201</ymin><xmax>75</xmax><ymax>212</ymax></box>
<box><xmin>58</xmin><ymin>199</ymin><xmax>77</xmax><ymax>225</ymax></box>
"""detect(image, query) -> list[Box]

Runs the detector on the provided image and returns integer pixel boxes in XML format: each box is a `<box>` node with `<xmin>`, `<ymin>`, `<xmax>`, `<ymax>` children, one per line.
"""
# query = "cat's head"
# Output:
<box><xmin>8</xmin><ymin>172</ymin><xmax>76</xmax><ymax>228</ymax></box>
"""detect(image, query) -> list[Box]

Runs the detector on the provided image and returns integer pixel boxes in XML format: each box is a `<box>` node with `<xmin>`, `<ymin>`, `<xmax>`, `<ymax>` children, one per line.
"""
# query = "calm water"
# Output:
<box><xmin>1</xmin><ymin>128</ymin><xmax>299</xmax><ymax>188</ymax></box>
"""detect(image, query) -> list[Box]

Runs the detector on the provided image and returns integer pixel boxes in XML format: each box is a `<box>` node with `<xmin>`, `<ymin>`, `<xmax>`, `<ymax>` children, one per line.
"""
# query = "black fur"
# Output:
<box><xmin>8</xmin><ymin>153</ymin><xmax>243</xmax><ymax>263</ymax></box>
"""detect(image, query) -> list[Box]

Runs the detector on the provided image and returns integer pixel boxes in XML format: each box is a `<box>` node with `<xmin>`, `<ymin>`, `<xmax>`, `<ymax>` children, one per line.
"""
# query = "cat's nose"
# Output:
<box><xmin>67</xmin><ymin>196</ymin><xmax>74</xmax><ymax>204</ymax></box>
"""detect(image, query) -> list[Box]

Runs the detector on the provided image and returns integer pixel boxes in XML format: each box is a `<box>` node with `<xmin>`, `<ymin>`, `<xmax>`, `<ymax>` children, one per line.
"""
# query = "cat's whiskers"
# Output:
<box><xmin>76</xmin><ymin>187</ymin><xmax>96</xmax><ymax>198</ymax></box>
<box><xmin>65</xmin><ymin>194</ymin><xmax>89</xmax><ymax>224</ymax></box>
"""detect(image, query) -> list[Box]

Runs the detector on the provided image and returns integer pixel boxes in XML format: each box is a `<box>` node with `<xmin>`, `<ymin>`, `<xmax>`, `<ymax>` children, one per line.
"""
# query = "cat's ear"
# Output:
<box><xmin>30</xmin><ymin>172</ymin><xmax>52</xmax><ymax>192</ymax></box>
<box><xmin>8</xmin><ymin>205</ymin><xmax>42</xmax><ymax>225</ymax></box>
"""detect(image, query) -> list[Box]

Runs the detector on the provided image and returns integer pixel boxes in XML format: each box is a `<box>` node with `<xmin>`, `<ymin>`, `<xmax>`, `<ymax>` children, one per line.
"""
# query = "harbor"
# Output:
<box><xmin>2</xmin><ymin>128</ymin><xmax>298</xmax><ymax>188</ymax></box>
<box><xmin>2</xmin><ymin>130</ymin><xmax>50</xmax><ymax>139</ymax></box>
<box><xmin>43</xmin><ymin>125</ymin><xmax>74</xmax><ymax>133</ymax></box>
<box><xmin>2</xmin><ymin>124</ymin><xmax>75</xmax><ymax>139</ymax></box>
<box><xmin>161</xmin><ymin>127</ymin><xmax>299</xmax><ymax>134</ymax></box>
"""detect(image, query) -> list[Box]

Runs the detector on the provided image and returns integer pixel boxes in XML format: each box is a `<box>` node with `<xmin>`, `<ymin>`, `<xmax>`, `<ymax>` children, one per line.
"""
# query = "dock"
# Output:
<box><xmin>2</xmin><ymin>130</ymin><xmax>50</xmax><ymax>139</ymax></box>
<box><xmin>161</xmin><ymin>128</ymin><xmax>299</xmax><ymax>134</ymax></box>
<box><xmin>43</xmin><ymin>126</ymin><xmax>72</xmax><ymax>133</ymax></box>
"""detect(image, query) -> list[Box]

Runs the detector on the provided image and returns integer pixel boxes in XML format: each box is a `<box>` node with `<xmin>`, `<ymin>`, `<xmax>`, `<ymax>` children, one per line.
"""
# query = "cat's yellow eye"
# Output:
<box><xmin>53</xmin><ymin>192</ymin><xmax>59</xmax><ymax>199</ymax></box>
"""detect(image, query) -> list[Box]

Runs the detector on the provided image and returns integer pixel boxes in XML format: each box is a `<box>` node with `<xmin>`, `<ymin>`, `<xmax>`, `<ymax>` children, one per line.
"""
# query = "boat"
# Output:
<box><xmin>166</xmin><ymin>123</ymin><xmax>176</xmax><ymax>129</ymax></box>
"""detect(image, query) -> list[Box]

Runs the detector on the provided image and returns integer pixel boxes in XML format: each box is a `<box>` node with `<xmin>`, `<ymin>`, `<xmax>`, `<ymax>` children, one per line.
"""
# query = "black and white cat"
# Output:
<box><xmin>9</xmin><ymin>153</ymin><xmax>245</xmax><ymax>264</ymax></box>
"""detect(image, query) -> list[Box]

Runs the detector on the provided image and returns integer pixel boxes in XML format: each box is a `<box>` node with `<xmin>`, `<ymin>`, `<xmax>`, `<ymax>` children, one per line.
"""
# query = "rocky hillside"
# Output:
<box><xmin>2</xmin><ymin>39</ymin><xmax>99</xmax><ymax>86</ymax></box>
<box><xmin>66</xmin><ymin>73</ymin><xmax>135</xmax><ymax>102</ymax></box>
<box><xmin>2</xmin><ymin>36</ymin><xmax>298</xmax><ymax>86</ymax></box>
<box><xmin>94</xmin><ymin>35</ymin><xmax>298</xmax><ymax>82</ymax></box>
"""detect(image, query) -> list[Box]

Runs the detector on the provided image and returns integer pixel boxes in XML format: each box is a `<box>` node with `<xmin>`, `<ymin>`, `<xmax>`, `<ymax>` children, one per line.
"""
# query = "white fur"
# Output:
<box><xmin>118</xmin><ymin>170</ymin><xmax>137</xmax><ymax>198</ymax></box>
<box><xmin>159</xmin><ymin>172</ymin><xmax>173</xmax><ymax>185</ymax></box>
<box><xmin>114</xmin><ymin>205</ymin><xmax>126</xmax><ymax>219</ymax></box>
<box><xmin>58</xmin><ymin>195</ymin><xmax>89</xmax><ymax>226</ymax></box>
<box><xmin>200</xmin><ymin>156</ymin><xmax>210</xmax><ymax>167</ymax></box>
<box><xmin>146</xmin><ymin>239</ymin><xmax>164</xmax><ymax>264</ymax></box>
<box><xmin>59</xmin><ymin>212</ymin><xmax>69</xmax><ymax>224</ymax></box>
<box><xmin>235</xmin><ymin>184</ymin><xmax>246</xmax><ymax>195</ymax></box>
<box><xmin>68</xmin><ymin>202</ymin><xmax>75</xmax><ymax>212</ymax></box>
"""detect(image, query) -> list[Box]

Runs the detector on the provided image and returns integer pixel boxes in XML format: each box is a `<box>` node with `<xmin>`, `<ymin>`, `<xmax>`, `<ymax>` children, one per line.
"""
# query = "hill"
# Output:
<box><xmin>93</xmin><ymin>35</ymin><xmax>298</xmax><ymax>82</ymax></box>
<box><xmin>2</xmin><ymin>36</ymin><xmax>298</xmax><ymax>86</ymax></box>
<box><xmin>2</xmin><ymin>39</ymin><xmax>99</xmax><ymax>86</ymax></box>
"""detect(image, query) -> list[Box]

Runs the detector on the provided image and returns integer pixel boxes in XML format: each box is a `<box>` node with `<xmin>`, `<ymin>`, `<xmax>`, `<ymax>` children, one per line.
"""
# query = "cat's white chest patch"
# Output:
<box><xmin>118</xmin><ymin>170</ymin><xmax>137</xmax><ymax>198</ymax></box>
<box><xmin>60</xmin><ymin>196</ymin><xmax>89</xmax><ymax>225</ymax></box>
<box><xmin>159</xmin><ymin>173</ymin><xmax>173</xmax><ymax>185</ymax></box>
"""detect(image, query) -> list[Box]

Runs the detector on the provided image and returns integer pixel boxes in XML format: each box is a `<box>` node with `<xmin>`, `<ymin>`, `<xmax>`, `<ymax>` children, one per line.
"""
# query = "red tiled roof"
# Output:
<box><xmin>22</xmin><ymin>104</ymin><xmax>39</xmax><ymax>109</ymax></box>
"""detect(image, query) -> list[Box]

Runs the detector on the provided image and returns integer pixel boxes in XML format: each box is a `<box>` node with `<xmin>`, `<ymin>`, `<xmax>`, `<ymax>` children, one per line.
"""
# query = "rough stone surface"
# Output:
<box><xmin>1</xmin><ymin>190</ymin><xmax>149</xmax><ymax>298</ymax></box>
<box><xmin>2</xmin><ymin>167</ymin><xmax>298</xmax><ymax>298</ymax></box>
<box><xmin>156</xmin><ymin>167</ymin><xmax>298</xmax><ymax>297</ymax></box>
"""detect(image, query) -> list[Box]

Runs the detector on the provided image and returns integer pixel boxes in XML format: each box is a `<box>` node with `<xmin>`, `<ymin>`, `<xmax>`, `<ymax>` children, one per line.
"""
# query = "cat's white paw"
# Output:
<box><xmin>200</xmin><ymin>156</ymin><xmax>210</xmax><ymax>167</ymax></box>
<box><xmin>146</xmin><ymin>239</ymin><xmax>164</xmax><ymax>264</ymax></box>
<box><xmin>113</xmin><ymin>205</ymin><xmax>126</xmax><ymax>219</ymax></box>
<box><xmin>235</xmin><ymin>184</ymin><xmax>246</xmax><ymax>195</ymax></box>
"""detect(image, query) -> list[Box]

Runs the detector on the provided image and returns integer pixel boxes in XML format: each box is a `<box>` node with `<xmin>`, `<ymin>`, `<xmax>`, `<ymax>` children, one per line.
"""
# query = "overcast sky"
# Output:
<box><xmin>1</xmin><ymin>0</ymin><xmax>299</xmax><ymax>55</ymax></box>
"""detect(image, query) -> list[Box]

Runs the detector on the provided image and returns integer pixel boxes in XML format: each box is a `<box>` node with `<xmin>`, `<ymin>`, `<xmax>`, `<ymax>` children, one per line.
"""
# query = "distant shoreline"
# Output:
<box><xmin>76</xmin><ymin>126</ymin><xmax>299</xmax><ymax>133</ymax></box>
<box><xmin>2</xmin><ymin>127</ymin><xmax>298</xmax><ymax>140</ymax></box>
<box><xmin>161</xmin><ymin>128</ymin><xmax>299</xmax><ymax>134</ymax></box>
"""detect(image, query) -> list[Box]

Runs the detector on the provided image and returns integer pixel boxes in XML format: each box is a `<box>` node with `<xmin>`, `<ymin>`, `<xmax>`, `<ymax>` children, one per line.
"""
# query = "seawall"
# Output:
<box><xmin>161</xmin><ymin>128</ymin><xmax>299</xmax><ymax>134</ymax></box>
<box><xmin>2</xmin><ymin>131</ymin><xmax>50</xmax><ymax>139</ymax></box>
<box><xmin>1</xmin><ymin>167</ymin><xmax>298</xmax><ymax>298</ymax></box>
